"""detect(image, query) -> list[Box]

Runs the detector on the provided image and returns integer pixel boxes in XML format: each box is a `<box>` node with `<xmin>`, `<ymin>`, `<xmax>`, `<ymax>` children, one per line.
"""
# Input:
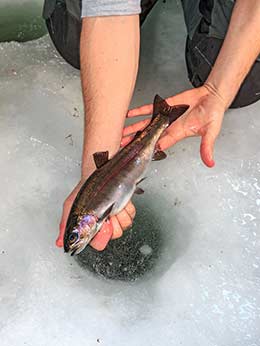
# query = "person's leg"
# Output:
<box><xmin>45</xmin><ymin>0</ymin><xmax>82</xmax><ymax>69</ymax></box>
<box><xmin>182</xmin><ymin>0</ymin><xmax>260</xmax><ymax>108</ymax></box>
<box><xmin>140</xmin><ymin>0</ymin><xmax>158</xmax><ymax>25</ymax></box>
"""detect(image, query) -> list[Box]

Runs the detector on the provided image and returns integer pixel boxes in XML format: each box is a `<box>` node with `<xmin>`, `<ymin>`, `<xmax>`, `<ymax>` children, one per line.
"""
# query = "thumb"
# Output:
<box><xmin>200</xmin><ymin>132</ymin><xmax>216</xmax><ymax>168</ymax></box>
<box><xmin>57</xmin><ymin>198</ymin><xmax>73</xmax><ymax>247</ymax></box>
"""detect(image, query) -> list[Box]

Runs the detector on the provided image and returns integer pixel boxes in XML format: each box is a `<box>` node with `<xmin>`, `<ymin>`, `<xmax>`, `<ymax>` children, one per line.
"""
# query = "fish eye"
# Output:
<box><xmin>69</xmin><ymin>232</ymin><xmax>78</xmax><ymax>244</ymax></box>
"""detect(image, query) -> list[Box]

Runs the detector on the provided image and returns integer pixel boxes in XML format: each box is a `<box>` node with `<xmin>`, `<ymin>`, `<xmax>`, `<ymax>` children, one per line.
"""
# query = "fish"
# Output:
<box><xmin>63</xmin><ymin>94</ymin><xmax>189</xmax><ymax>255</ymax></box>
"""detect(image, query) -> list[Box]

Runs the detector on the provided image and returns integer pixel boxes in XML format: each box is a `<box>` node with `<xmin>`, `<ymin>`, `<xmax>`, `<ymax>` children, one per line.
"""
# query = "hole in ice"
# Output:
<box><xmin>74</xmin><ymin>196</ymin><xmax>192</xmax><ymax>282</ymax></box>
<box><xmin>75</xmin><ymin>200</ymin><xmax>164</xmax><ymax>281</ymax></box>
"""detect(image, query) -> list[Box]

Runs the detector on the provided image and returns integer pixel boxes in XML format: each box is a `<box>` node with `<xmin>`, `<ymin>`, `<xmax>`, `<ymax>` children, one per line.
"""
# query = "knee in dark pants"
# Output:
<box><xmin>46</xmin><ymin>1</ymin><xmax>81</xmax><ymax>70</ymax></box>
<box><xmin>185</xmin><ymin>31</ymin><xmax>260</xmax><ymax>109</ymax></box>
<box><xmin>45</xmin><ymin>0</ymin><xmax>157</xmax><ymax>71</ymax></box>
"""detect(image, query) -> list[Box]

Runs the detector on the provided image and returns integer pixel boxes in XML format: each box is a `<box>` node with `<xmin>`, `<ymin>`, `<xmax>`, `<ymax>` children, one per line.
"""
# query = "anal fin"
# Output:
<box><xmin>135</xmin><ymin>187</ymin><xmax>144</xmax><ymax>195</ymax></box>
<box><xmin>152</xmin><ymin>150</ymin><xmax>167</xmax><ymax>161</ymax></box>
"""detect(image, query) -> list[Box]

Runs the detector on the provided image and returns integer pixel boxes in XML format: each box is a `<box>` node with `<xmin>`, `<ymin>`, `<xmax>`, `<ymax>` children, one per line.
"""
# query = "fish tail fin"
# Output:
<box><xmin>152</xmin><ymin>94</ymin><xmax>189</xmax><ymax>124</ymax></box>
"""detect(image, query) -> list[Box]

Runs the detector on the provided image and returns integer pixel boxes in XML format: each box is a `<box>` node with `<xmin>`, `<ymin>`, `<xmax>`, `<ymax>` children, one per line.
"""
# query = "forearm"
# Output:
<box><xmin>206</xmin><ymin>0</ymin><xmax>260</xmax><ymax>108</ymax></box>
<box><xmin>80</xmin><ymin>15</ymin><xmax>140</xmax><ymax>177</ymax></box>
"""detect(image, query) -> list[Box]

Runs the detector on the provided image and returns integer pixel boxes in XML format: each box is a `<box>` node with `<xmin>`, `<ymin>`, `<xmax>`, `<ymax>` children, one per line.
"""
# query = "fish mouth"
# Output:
<box><xmin>64</xmin><ymin>225</ymin><xmax>101</xmax><ymax>256</ymax></box>
<box><xmin>70</xmin><ymin>247</ymin><xmax>82</xmax><ymax>256</ymax></box>
<box><xmin>65</xmin><ymin>239</ymin><xmax>89</xmax><ymax>256</ymax></box>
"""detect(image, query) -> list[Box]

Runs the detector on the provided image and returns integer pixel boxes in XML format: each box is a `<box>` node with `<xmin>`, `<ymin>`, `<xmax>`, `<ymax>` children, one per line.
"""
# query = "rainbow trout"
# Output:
<box><xmin>64</xmin><ymin>95</ymin><xmax>189</xmax><ymax>255</ymax></box>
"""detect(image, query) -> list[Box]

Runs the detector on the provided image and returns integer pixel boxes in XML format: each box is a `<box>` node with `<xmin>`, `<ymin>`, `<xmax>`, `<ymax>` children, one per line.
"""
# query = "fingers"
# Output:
<box><xmin>80</xmin><ymin>201</ymin><xmax>136</xmax><ymax>251</ymax></box>
<box><xmin>110</xmin><ymin>215</ymin><xmax>123</xmax><ymax>239</ymax></box>
<box><xmin>90</xmin><ymin>204</ymin><xmax>134</xmax><ymax>250</ymax></box>
<box><xmin>127</xmin><ymin>92</ymin><xmax>191</xmax><ymax>118</ymax></box>
<box><xmin>164</xmin><ymin>91</ymin><xmax>192</xmax><ymax>106</ymax></box>
<box><xmin>90</xmin><ymin>220</ymin><xmax>113</xmax><ymax>251</ymax></box>
<box><xmin>165</xmin><ymin>88</ymin><xmax>207</xmax><ymax>106</ymax></box>
<box><xmin>127</xmin><ymin>104</ymin><xmax>153</xmax><ymax>117</ymax></box>
<box><xmin>117</xmin><ymin>209</ymin><xmax>132</xmax><ymax>230</ymax></box>
<box><xmin>121</xmin><ymin>119</ymin><xmax>151</xmax><ymax>147</ymax></box>
<box><xmin>125</xmin><ymin>201</ymin><xmax>136</xmax><ymax>219</ymax></box>
<box><xmin>121</xmin><ymin>135</ymin><xmax>135</xmax><ymax>147</ymax></box>
<box><xmin>127</xmin><ymin>89</ymin><xmax>197</xmax><ymax>119</ymax></box>
<box><xmin>200</xmin><ymin>132</ymin><xmax>216</xmax><ymax>168</ymax></box>
<box><xmin>122</xmin><ymin>119</ymin><xmax>151</xmax><ymax>137</ymax></box>
<box><xmin>157</xmin><ymin>121</ymin><xmax>185</xmax><ymax>151</ymax></box>
<box><xmin>111</xmin><ymin>201</ymin><xmax>136</xmax><ymax>239</ymax></box>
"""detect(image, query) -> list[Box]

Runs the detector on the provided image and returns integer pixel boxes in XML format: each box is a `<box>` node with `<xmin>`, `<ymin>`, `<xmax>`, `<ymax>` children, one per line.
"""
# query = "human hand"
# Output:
<box><xmin>121</xmin><ymin>84</ymin><xmax>227</xmax><ymax>167</ymax></box>
<box><xmin>57</xmin><ymin>178</ymin><xmax>136</xmax><ymax>251</ymax></box>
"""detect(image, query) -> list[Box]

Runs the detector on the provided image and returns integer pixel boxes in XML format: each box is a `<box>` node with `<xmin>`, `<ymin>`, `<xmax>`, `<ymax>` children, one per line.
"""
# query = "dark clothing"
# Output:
<box><xmin>45</xmin><ymin>0</ymin><xmax>81</xmax><ymax>69</ymax></box>
<box><xmin>185</xmin><ymin>27</ymin><xmax>260</xmax><ymax>108</ymax></box>
<box><xmin>43</xmin><ymin>0</ymin><xmax>158</xmax><ymax>69</ymax></box>
<box><xmin>43</xmin><ymin>0</ymin><xmax>260</xmax><ymax>108</ymax></box>
<box><xmin>183</xmin><ymin>0</ymin><xmax>260</xmax><ymax>108</ymax></box>
<box><xmin>182</xmin><ymin>0</ymin><xmax>236</xmax><ymax>40</ymax></box>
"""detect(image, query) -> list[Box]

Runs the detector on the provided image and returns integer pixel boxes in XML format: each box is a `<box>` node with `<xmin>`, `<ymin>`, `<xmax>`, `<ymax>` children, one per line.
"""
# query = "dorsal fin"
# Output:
<box><xmin>93</xmin><ymin>151</ymin><xmax>109</xmax><ymax>169</ymax></box>
<box><xmin>135</xmin><ymin>187</ymin><xmax>144</xmax><ymax>195</ymax></box>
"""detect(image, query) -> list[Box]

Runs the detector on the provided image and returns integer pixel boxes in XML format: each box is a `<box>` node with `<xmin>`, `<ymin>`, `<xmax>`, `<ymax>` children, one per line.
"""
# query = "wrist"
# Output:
<box><xmin>81</xmin><ymin>155</ymin><xmax>96</xmax><ymax>179</ymax></box>
<box><xmin>203</xmin><ymin>80</ymin><xmax>232</xmax><ymax>110</ymax></box>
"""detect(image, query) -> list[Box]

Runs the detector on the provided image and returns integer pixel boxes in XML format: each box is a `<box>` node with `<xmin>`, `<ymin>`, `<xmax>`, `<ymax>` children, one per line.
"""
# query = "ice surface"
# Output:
<box><xmin>0</xmin><ymin>1</ymin><xmax>260</xmax><ymax>345</ymax></box>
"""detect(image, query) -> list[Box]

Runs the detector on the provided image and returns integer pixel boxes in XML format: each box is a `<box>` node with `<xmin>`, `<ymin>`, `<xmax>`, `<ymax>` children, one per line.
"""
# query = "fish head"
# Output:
<box><xmin>64</xmin><ymin>214</ymin><xmax>98</xmax><ymax>255</ymax></box>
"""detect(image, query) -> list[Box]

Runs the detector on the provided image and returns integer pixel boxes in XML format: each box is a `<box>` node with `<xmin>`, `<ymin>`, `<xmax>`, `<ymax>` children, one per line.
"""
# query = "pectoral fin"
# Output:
<box><xmin>93</xmin><ymin>151</ymin><xmax>109</xmax><ymax>169</ymax></box>
<box><xmin>99</xmin><ymin>203</ymin><xmax>115</xmax><ymax>222</ymax></box>
<box><xmin>152</xmin><ymin>150</ymin><xmax>167</xmax><ymax>161</ymax></box>
<box><xmin>135</xmin><ymin>187</ymin><xmax>144</xmax><ymax>195</ymax></box>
